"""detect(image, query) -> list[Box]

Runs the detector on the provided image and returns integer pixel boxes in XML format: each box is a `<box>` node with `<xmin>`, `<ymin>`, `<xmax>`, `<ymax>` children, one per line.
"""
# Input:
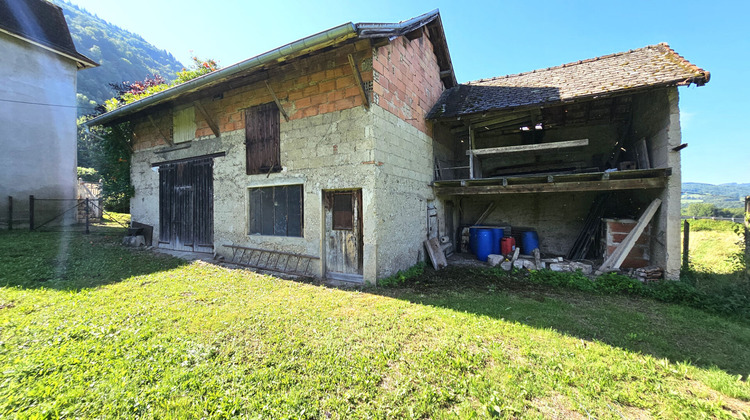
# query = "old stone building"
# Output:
<box><xmin>87</xmin><ymin>11</ymin><xmax>455</xmax><ymax>283</ymax></box>
<box><xmin>88</xmin><ymin>11</ymin><xmax>709</xmax><ymax>283</ymax></box>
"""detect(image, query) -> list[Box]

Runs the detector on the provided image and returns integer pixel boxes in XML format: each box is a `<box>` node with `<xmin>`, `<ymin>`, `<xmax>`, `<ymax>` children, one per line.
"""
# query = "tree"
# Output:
<box><xmin>686</xmin><ymin>203</ymin><xmax>719</xmax><ymax>217</ymax></box>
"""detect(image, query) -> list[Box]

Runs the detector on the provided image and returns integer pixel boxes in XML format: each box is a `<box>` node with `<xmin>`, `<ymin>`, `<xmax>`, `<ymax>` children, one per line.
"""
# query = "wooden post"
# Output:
<box><xmin>7</xmin><ymin>196</ymin><xmax>12</xmax><ymax>230</ymax></box>
<box><xmin>85</xmin><ymin>198</ymin><xmax>90</xmax><ymax>235</ymax></box>
<box><xmin>29</xmin><ymin>195</ymin><xmax>34</xmax><ymax>231</ymax></box>
<box><xmin>682</xmin><ymin>220</ymin><xmax>690</xmax><ymax>270</ymax></box>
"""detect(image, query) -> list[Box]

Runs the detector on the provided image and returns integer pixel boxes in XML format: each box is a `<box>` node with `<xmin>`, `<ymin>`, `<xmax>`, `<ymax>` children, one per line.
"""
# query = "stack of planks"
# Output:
<box><xmin>567</xmin><ymin>193</ymin><xmax>610</xmax><ymax>260</ymax></box>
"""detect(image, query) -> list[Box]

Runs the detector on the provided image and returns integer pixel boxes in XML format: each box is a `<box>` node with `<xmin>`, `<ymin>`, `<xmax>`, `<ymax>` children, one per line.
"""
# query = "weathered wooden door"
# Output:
<box><xmin>159</xmin><ymin>157</ymin><xmax>214</xmax><ymax>252</ymax></box>
<box><xmin>324</xmin><ymin>190</ymin><xmax>363</xmax><ymax>282</ymax></box>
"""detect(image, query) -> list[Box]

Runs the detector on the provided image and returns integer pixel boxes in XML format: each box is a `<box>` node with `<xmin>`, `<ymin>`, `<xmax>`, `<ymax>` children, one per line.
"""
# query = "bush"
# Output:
<box><xmin>77</xmin><ymin>167</ymin><xmax>100</xmax><ymax>182</ymax></box>
<box><xmin>528</xmin><ymin>269</ymin><xmax>595</xmax><ymax>292</ymax></box>
<box><xmin>379</xmin><ymin>262</ymin><xmax>426</xmax><ymax>287</ymax></box>
<box><xmin>594</xmin><ymin>273</ymin><xmax>644</xmax><ymax>295</ymax></box>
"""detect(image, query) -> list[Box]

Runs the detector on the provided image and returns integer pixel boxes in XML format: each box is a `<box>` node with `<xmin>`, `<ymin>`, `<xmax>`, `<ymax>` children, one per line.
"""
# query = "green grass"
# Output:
<box><xmin>1</xmin><ymin>226</ymin><xmax>749</xmax><ymax>418</ymax></box>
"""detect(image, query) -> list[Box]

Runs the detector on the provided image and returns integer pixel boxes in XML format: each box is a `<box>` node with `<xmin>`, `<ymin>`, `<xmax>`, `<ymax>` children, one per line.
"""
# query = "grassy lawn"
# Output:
<box><xmin>1</xmin><ymin>222</ymin><xmax>749</xmax><ymax>418</ymax></box>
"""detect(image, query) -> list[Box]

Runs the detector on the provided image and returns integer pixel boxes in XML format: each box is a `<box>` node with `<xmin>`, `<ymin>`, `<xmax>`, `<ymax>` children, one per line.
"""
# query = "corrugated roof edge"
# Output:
<box><xmin>467</xmin><ymin>43</ymin><xmax>709</xmax><ymax>86</ymax></box>
<box><xmin>85</xmin><ymin>22</ymin><xmax>358</xmax><ymax>127</ymax></box>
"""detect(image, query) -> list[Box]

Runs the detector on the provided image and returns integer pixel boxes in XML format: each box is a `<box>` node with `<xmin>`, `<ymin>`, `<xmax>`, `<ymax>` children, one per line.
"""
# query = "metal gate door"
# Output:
<box><xmin>158</xmin><ymin>157</ymin><xmax>214</xmax><ymax>252</ymax></box>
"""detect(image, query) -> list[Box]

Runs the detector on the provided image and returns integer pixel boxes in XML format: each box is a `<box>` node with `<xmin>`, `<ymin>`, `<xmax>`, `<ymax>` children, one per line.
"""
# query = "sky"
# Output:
<box><xmin>66</xmin><ymin>0</ymin><xmax>749</xmax><ymax>184</ymax></box>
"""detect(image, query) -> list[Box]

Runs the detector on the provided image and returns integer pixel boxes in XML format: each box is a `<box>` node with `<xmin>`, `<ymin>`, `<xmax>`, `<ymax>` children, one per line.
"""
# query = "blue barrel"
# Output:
<box><xmin>491</xmin><ymin>228</ymin><xmax>504</xmax><ymax>255</ymax></box>
<box><xmin>521</xmin><ymin>230</ymin><xmax>539</xmax><ymax>255</ymax></box>
<box><xmin>476</xmin><ymin>229</ymin><xmax>493</xmax><ymax>261</ymax></box>
<box><xmin>469</xmin><ymin>226</ymin><xmax>482</xmax><ymax>255</ymax></box>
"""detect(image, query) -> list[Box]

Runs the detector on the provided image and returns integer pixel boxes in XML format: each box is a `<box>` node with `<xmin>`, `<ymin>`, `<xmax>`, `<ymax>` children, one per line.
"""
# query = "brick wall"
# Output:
<box><xmin>131</xmin><ymin>39</ymin><xmax>373</xmax><ymax>150</ymax></box>
<box><xmin>372</xmin><ymin>29</ymin><xmax>445</xmax><ymax>135</ymax></box>
<box><xmin>601</xmin><ymin>218</ymin><xmax>652</xmax><ymax>269</ymax></box>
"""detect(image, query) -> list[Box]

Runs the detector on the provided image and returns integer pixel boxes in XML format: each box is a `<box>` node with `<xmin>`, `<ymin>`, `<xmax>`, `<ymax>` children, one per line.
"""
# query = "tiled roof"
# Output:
<box><xmin>0</xmin><ymin>0</ymin><xmax>97</xmax><ymax>68</ymax></box>
<box><xmin>427</xmin><ymin>43</ymin><xmax>709</xmax><ymax>120</ymax></box>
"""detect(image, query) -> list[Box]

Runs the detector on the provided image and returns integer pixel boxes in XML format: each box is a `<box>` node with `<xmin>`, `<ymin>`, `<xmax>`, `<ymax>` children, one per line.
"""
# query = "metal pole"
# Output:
<box><xmin>682</xmin><ymin>220</ymin><xmax>690</xmax><ymax>270</ymax></box>
<box><xmin>29</xmin><ymin>195</ymin><xmax>34</xmax><ymax>231</ymax></box>
<box><xmin>85</xmin><ymin>198</ymin><xmax>90</xmax><ymax>234</ymax></box>
<box><xmin>7</xmin><ymin>196</ymin><xmax>12</xmax><ymax>230</ymax></box>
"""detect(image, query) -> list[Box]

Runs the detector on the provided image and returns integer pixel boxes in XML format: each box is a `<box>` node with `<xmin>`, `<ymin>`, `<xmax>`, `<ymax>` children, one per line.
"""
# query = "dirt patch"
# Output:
<box><xmin>531</xmin><ymin>393</ymin><xmax>585</xmax><ymax>419</ymax></box>
<box><xmin>683</xmin><ymin>380</ymin><xmax>750</xmax><ymax>418</ymax></box>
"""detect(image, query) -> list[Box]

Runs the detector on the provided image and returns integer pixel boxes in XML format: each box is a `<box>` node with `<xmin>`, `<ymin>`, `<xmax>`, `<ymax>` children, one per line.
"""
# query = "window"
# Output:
<box><xmin>245</xmin><ymin>103</ymin><xmax>280</xmax><ymax>175</ymax></box>
<box><xmin>249</xmin><ymin>185</ymin><xmax>303</xmax><ymax>237</ymax></box>
<box><xmin>173</xmin><ymin>106</ymin><xmax>196</xmax><ymax>143</ymax></box>
<box><xmin>332</xmin><ymin>192</ymin><xmax>353</xmax><ymax>230</ymax></box>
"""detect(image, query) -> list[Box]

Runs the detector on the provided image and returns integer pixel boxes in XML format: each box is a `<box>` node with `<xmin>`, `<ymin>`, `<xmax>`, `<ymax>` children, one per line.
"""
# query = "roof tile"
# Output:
<box><xmin>428</xmin><ymin>43</ymin><xmax>709</xmax><ymax>119</ymax></box>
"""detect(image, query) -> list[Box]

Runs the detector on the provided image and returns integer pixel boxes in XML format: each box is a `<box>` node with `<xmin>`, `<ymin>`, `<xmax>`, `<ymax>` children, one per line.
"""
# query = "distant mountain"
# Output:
<box><xmin>682</xmin><ymin>182</ymin><xmax>750</xmax><ymax>209</ymax></box>
<box><xmin>53</xmin><ymin>0</ymin><xmax>184</xmax><ymax>114</ymax></box>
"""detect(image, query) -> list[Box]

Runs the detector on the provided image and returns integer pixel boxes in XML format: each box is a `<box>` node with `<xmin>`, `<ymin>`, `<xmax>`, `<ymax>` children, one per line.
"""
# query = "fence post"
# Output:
<box><xmin>7</xmin><ymin>196</ymin><xmax>12</xmax><ymax>231</ymax></box>
<box><xmin>29</xmin><ymin>195</ymin><xmax>34</xmax><ymax>231</ymax></box>
<box><xmin>683</xmin><ymin>219</ymin><xmax>690</xmax><ymax>270</ymax></box>
<box><xmin>85</xmin><ymin>198</ymin><xmax>90</xmax><ymax>234</ymax></box>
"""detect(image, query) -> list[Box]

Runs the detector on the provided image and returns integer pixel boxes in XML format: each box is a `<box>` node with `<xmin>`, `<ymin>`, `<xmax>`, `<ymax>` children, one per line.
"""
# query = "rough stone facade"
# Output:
<box><xmin>129</xmin><ymin>33</ymin><xmax>447</xmax><ymax>283</ymax></box>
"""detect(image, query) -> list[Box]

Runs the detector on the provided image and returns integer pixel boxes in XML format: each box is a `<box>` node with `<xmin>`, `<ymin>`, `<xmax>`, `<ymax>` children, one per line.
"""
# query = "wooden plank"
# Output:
<box><xmin>148</xmin><ymin>115</ymin><xmax>173</xmax><ymax>146</ymax></box>
<box><xmin>474</xmin><ymin>202</ymin><xmax>495</xmax><ymax>225</ymax></box>
<box><xmin>467</xmin><ymin>139</ymin><xmax>589</xmax><ymax>156</ymax></box>
<box><xmin>433</xmin><ymin>168</ymin><xmax>672</xmax><ymax>187</ymax></box>
<box><xmin>264</xmin><ymin>81</ymin><xmax>290</xmax><ymax>122</ymax></box>
<box><xmin>347</xmin><ymin>54</ymin><xmax>370</xmax><ymax>109</ymax></box>
<box><xmin>596</xmin><ymin>198</ymin><xmax>662</xmax><ymax>274</ymax></box>
<box><xmin>424</xmin><ymin>237</ymin><xmax>447</xmax><ymax>270</ymax></box>
<box><xmin>193</xmin><ymin>101</ymin><xmax>220</xmax><ymax>138</ymax></box>
<box><xmin>435</xmin><ymin>177</ymin><xmax>667</xmax><ymax>195</ymax></box>
<box><xmin>634</xmin><ymin>138</ymin><xmax>650</xmax><ymax>169</ymax></box>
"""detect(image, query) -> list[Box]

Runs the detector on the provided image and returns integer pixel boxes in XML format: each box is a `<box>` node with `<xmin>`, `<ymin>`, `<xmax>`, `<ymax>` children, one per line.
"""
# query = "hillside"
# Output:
<box><xmin>682</xmin><ymin>182</ymin><xmax>750</xmax><ymax>208</ymax></box>
<box><xmin>52</xmin><ymin>0</ymin><xmax>184</xmax><ymax>114</ymax></box>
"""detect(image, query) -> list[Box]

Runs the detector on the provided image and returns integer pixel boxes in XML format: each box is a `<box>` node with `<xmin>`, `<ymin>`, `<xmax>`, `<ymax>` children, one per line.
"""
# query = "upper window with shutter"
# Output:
<box><xmin>245</xmin><ymin>103</ymin><xmax>280</xmax><ymax>175</ymax></box>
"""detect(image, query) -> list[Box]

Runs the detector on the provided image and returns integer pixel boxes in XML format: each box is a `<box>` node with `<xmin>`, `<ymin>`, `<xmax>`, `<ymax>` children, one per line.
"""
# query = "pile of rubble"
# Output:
<box><xmin>485</xmin><ymin>248</ymin><xmax>664</xmax><ymax>281</ymax></box>
<box><xmin>488</xmin><ymin>248</ymin><xmax>594</xmax><ymax>275</ymax></box>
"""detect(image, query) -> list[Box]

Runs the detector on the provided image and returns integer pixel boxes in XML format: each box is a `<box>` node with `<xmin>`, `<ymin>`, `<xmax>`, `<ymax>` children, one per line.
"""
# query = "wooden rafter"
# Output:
<box><xmin>467</xmin><ymin>139</ymin><xmax>589</xmax><ymax>156</ymax></box>
<box><xmin>264</xmin><ymin>81</ymin><xmax>290</xmax><ymax>122</ymax></box>
<box><xmin>147</xmin><ymin>115</ymin><xmax>173</xmax><ymax>146</ymax></box>
<box><xmin>347</xmin><ymin>54</ymin><xmax>370</xmax><ymax>109</ymax></box>
<box><xmin>193</xmin><ymin>101</ymin><xmax>220</xmax><ymax>138</ymax></box>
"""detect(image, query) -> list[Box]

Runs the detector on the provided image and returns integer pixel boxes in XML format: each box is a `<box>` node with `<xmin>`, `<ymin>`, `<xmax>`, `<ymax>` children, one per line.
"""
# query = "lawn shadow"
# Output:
<box><xmin>365</xmin><ymin>266</ymin><xmax>750</xmax><ymax>378</ymax></box>
<box><xmin>0</xmin><ymin>227</ymin><xmax>188</xmax><ymax>291</ymax></box>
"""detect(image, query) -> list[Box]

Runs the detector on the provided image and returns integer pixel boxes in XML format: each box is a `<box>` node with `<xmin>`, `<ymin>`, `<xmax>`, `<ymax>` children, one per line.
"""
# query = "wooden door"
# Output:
<box><xmin>324</xmin><ymin>190</ymin><xmax>363</xmax><ymax>282</ymax></box>
<box><xmin>159</xmin><ymin>157</ymin><xmax>214</xmax><ymax>252</ymax></box>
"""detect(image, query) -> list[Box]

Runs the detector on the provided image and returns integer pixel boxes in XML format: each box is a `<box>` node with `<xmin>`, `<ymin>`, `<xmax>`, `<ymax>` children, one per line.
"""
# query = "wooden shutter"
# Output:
<box><xmin>245</xmin><ymin>103</ymin><xmax>280</xmax><ymax>175</ymax></box>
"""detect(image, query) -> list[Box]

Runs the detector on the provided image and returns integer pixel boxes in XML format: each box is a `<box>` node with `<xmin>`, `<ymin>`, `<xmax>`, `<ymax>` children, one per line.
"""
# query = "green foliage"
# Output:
<box><xmin>53</xmin><ymin>0</ymin><xmax>184</xmax><ymax>113</ymax></box>
<box><xmin>681</xmin><ymin>182</ymin><xmax>750</xmax><ymax>210</ymax></box>
<box><xmin>528</xmin><ymin>269</ymin><xmax>595</xmax><ymax>291</ymax></box>
<box><xmin>684</xmin><ymin>219</ymin><xmax>742</xmax><ymax>232</ymax></box>
<box><xmin>1</xmin><ymin>230</ymin><xmax>749</xmax><ymax>417</ymax></box>
<box><xmin>76</xmin><ymin>167</ymin><xmax>100</xmax><ymax>182</ymax></box>
<box><xmin>378</xmin><ymin>262</ymin><xmax>426</xmax><ymax>287</ymax></box>
<box><xmin>594</xmin><ymin>272</ymin><xmax>644</xmax><ymax>295</ymax></box>
<box><xmin>175</xmin><ymin>56</ymin><xmax>220</xmax><ymax>85</ymax></box>
<box><xmin>685</xmin><ymin>202</ymin><xmax>720</xmax><ymax>217</ymax></box>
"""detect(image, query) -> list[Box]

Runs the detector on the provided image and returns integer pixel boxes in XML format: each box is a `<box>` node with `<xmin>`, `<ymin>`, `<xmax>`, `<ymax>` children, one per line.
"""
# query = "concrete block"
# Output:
<box><xmin>488</xmin><ymin>254</ymin><xmax>504</xmax><ymax>267</ymax></box>
<box><xmin>549</xmin><ymin>262</ymin><xmax>571</xmax><ymax>272</ymax></box>
<box><xmin>570</xmin><ymin>261</ymin><xmax>593</xmax><ymax>275</ymax></box>
<box><xmin>122</xmin><ymin>235</ymin><xmax>145</xmax><ymax>247</ymax></box>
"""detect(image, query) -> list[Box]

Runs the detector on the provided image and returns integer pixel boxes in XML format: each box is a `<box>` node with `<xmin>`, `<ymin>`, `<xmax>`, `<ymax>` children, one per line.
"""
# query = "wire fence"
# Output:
<box><xmin>2</xmin><ymin>195</ymin><xmax>128</xmax><ymax>233</ymax></box>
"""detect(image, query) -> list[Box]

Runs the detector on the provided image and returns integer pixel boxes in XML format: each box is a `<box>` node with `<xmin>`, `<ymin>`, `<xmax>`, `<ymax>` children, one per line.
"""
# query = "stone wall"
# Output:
<box><xmin>632</xmin><ymin>87</ymin><xmax>682</xmax><ymax>279</ymax></box>
<box><xmin>128</xmin><ymin>32</ymin><xmax>449</xmax><ymax>283</ymax></box>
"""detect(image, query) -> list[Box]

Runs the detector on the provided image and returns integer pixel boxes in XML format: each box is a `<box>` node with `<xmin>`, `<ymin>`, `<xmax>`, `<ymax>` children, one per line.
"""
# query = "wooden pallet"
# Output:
<box><xmin>223</xmin><ymin>244</ymin><xmax>319</xmax><ymax>277</ymax></box>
